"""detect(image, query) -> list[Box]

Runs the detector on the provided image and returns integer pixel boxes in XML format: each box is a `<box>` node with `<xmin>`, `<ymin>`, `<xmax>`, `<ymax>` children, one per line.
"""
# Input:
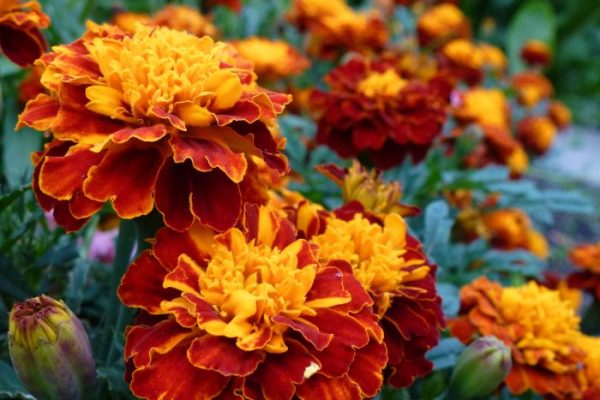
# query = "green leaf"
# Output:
<box><xmin>2</xmin><ymin>98</ymin><xmax>42</xmax><ymax>189</ymax></box>
<box><xmin>438</xmin><ymin>283</ymin><xmax>460</xmax><ymax>318</ymax></box>
<box><xmin>423</xmin><ymin>200</ymin><xmax>453</xmax><ymax>264</ymax></box>
<box><xmin>427</xmin><ymin>338</ymin><xmax>465</xmax><ymax>371</ymax></box>
<box><xmin>506</xmin><ymin>0</ymin><xmax>556</xmax><ymax>72</ymax></box>
<box><xmin>0</xmin><ymin>186</ymin><xmax>28</xmax><ymax>213</ymax></box>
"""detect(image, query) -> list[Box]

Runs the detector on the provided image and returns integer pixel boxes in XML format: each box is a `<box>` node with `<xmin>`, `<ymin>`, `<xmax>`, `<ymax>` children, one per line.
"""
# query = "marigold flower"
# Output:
<box><xmin>18</xmin><ymin>24</ymin><xmax>290</xmax><ymax>232</ymax></box>
<box><xmin>479</xmin><ymin>43</ymin><xmax>507</xmax><ymax>73</ymax></box>
<box><xmin>453</xmin><ymin>88</ymin><xmax>510</xmax><ymax>130</ymax></box>
<box><xmin>312</xmin><ymin>57</ymin><xmax>451</xmax><ymax>169</ymax></box>
<box><xmin>520</xmin><ymin>39</ymin><xmax>552</xmax><ymax>66</ymax></box>
<box><xmin>288</xmin><ymin>0</ymin><xmax>388</xmax><ymax>58</ymax></box>
<box><xmin>119</xmin><ymin>205</ymin><xmax>387</xmax><ymax>400</ymax></box>
<box><xmin>567</xmin><ymin>243</ymin><xmax>600</xmax><ymax>300</ymax></box>
<box><xmin>540</xmin><ymin>272</ymin><xmax>583</xmax><ymax>312</ymax></box>
<box><xmin>113</xmin><ymin>12</ymin><xmax>152</xmax><ymax>33</ymax></box>
<box><xmin>0</xmin><ymin>0</ymin><xmax>50</xmax><ymax>66</ymax></box>
<box><xmin>439</xmin><ymin>39</ymin><xmax>484</xmax><ymax>83</ymax></box>
<box><xmin>511</xmin><ymin>72</ymin><xmax>553</xmax><ymax>107</ymax></box>
<box><xmin>312</xmin><ymin>211</ymin><xmax>444</xmax><ymax>387</ymax></box>
<box><xmin>449</xmin><ymin>277</ymin><xmax>586</xmax><ymax>398</ymax></box>
<box><xmin>482</xmin><ymin>208</ymin><xmax>548</xmax><ymax>258</ymax></box>
<box><xmin>548</xmin><ymin>100</ymin><xmax>572</xmax><ymax>129</ymax></box>
<box><xmin>517</xmin><ymin>116</ymin><xmax>557</xmax><ymax>154</ymax></box>
<box><xmin>232</xmin><ymin>37</ymin><xmax>309</xmax><ymax>81</ymax></box>
<box><xmin>317</xmin><ymin>161</ymin><xmax>420</xmax><ymax>219</ymax></box>
<box><xmin>417</xmin><ymin>3</ymin><xmax>470</xmax><ymax>47</ymax></box>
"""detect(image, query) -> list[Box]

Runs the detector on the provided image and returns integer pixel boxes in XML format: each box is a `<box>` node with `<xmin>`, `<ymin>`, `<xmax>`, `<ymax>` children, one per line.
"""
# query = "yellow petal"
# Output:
<box><xmin>204</xmin><ymin>70</ymin><xmax>242</xmax><ymax>111</ymax></box>
<box><xmin>177</xmin><ymin>103</ymin><xmax>215</xmax><ymax>127</ymax></box>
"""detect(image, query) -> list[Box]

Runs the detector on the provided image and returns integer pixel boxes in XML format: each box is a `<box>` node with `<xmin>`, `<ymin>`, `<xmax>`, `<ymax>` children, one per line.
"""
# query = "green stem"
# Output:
<box><xmin>99</xmin><ymin>219</ymin><xmax>137</xmax><ymax>365</ymax></box>
<box><xmin>582</xmin><ymin>298</ymin><xmax>600</xmax><ymax>335</ymax></box>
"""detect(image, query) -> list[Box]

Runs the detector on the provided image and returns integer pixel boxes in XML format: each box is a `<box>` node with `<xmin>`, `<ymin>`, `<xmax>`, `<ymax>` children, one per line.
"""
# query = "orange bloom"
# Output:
<box><xmin>520</xmin><ymin>39</ymin><xmax>552</xmax><ymax>66</ymax></box>
<box><xmin>115</xmin><ymin>5</ymin><xmax>218</xmax><ymax>37</ymax></box>
<box><xmin>232</xmin><ymin>37</ymin><xmax>309</xmax><ymax>81</ymax></box>
<box><xmin>449</xmin><ymin>277</ymin><xmax>586</xmax><ymax>398</ymax></box>
<box><xmin>312</xmin><ymin>57</ymin><xmax>451</xmax><ymax>169</ymax></box>
<box><xmin>288</xmin><ymin>0</ymin><xmax>388</xmax><ymax>58</ymax></box>
<box><xmin>417</xmin><ymin>3</ymin><xmax>470</xmax><ymax>47</ymax></box>
<box><xmin>511</xmin><ymin>72</ymin><xmax>553</xmax><ymax>107</ymax></box>
<box><xmin>482</xmin><ymin>208</ymin><xmax>548</xmax><ymax>258</ymax></box>
<box><xmin>439</xmin><ymin>39</ymin><xmax>484</xmax><ymax>84</ymax></box>
<box><xmin>568</xmin><ymin>243</ymin><xmax>600</xmax><ymax>300</ymax></box>
<box><xmin>453</xmin><ymin>87</ymin><xmax>510</xmax><ymax>130</ymax></box>
<box><xmin>517</xmin><ymin>116</ymin><xmax>557</xmax><ymax>154</ymax></box>
<box><xmin>479</xmin><ymin>43</ymin><xmax>507</xmax><ymax>73</ymax></box>
<box><xmin>18</xmin><ymin>24</ymin><xmax>290</xmax><ymax>232</ymax></box>
<box><xmin>311</xmin><ymin>209</ymin><xmax>444</xmax><ymax>388</ymax></box>
<box><xmin>548</xmin><ymin>100</ymin><xmax>572</xmax><ymax>129</ymax></box>
<box><xmin>0</xmin><ymin>0</ymin><xmax>50</xmax><ymax>66</ymax></box>
<box><xmin>119</xmin><ymin>205</ymin><xmax>387</xmax><ymax>400</ymax></box>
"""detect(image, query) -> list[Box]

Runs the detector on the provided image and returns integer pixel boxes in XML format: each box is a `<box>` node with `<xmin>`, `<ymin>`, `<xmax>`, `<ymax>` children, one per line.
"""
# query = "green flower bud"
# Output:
<box><xmin>8</xmin><ymin>295</ymin><xmax>96</xmax><ymax>400</ymax></box>
<box><xmin>448</xmin><ymin>335</ymin><xmax>512</xmax><ymax>399</ymax></box>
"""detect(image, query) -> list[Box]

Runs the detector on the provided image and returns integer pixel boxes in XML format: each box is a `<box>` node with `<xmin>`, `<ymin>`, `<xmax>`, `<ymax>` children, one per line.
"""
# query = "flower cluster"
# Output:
<box><xmin>567</xmin><ymin>242</ymin><xmax>600</xmax><ymax>300</ymax></box>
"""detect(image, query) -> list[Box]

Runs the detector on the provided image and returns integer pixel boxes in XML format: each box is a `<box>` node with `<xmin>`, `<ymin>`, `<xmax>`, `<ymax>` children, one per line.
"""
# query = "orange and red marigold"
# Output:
<box><xmin>118</xmin><ymin>205</ymin><xmax>387</xmax><ymax>400</ymax></box>
<box><xmin>568</xmin><ymin>242</ymin><xmax>600</xmax><ymax>300</ymax></box>
<box><xmin>306</xmin><ymin>203</ymin><xmax>444</xmax><ymax>388</ymax></box>
<box><xmin>0</xmin><ymin>0</ymin><xmax>50</xmax><ymax>67</ymax></box>
<box><xmin>312</xmin><ymin>57</ymin><xmax>451</xmax><ymax>169</ymax></box>
<box><xmin>449</xmin><ymin>277</ymin><xmax>586</xmax><ymax>398</ymax></box>
<box><xmin>18</xmin><ymin>23</ymin><xmax>290</xmax><ymax>232</ymax></box>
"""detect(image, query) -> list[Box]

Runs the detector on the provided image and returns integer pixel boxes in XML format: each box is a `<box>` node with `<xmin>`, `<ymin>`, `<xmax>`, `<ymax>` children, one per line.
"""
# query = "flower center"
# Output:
<box><xmin>197</xmin><ymin>229</ymin><xmax>319</xmax><ymax>353</ymax></box>
<box><xmin>84</xmin><ymin>26</ymin><xmax>244</xmax><ymax>128</ymax></box>
<box><xmin>357</xmin><ymin>69</ymin><xmax>407</xmax><ymax>99</ymax></box>
<box><xmin>313</xmin><ymin>214</ymin><xmax>429</xmax><ymax>297</ymax></box>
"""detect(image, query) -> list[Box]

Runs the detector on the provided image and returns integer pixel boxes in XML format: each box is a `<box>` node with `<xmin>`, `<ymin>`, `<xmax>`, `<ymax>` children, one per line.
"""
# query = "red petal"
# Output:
<box><xmin>251</xmin><ymin>339</ymin><xmax>318</xmax><ymax>400</ymax></box>
<box><xmin>216</xmin><ymin>100</ymin><xmax>261</xmax><ymax>126</ymax></box>
<box><xmin>39</xmin><ymin>147</ymin><xmax>104</xmax><ymax>200</ymax></box>
<box><xmin>52</xmin><ymin>202</ymin><xmax>89</xmax><ymax>232</ymax></box>
<box><xmin>125</xmin><ymin>319</ymin><xmax>193</xmax><ymax>368</ymax></box>
<box><xmin>68</xmin><ymin>189</ymin><xmax>103</xmax><ymax>219</ymax></box>
<box><xmin>182</xmin><ymin>292</ymin><xmax>222</xmax><ymax>325</ymax></box>
<box><xmin>163</xmin><ymin>254</ymin><xmax>202</xmax><ymax>294</ymax></box>
<box><xmin>271</xmin><ymin>315</ymin><xmax>332</xmax><ymax>351</ymax></box>
<box><xmin>153</xmin><ymin>224</ymin><xmax>213</xmax><ymax>270</ymax></box>
<box><xmin>171</xmin><ymin>134</ymin><xmax>248</xmax><ymax>183</ymax></box>
<box><xmin>118</xmin><ymin>251</ymin><xmax>176</xmax><ymax>313</ymax></box>
<box><xmin>296</xmin><ymin>375</ymin><xmax>360</xmax><ymax>400</ymax></box>
<box><xmin>17</xmin><ymin>94</ymin><xmax>59</xmax><ymax>131</ymax></box>
<box><xmin>347</xmin><ymin>340</ymin><xmax>386</xmax><ymax>397</ymax></box>
<box><xmin>111</xmin><ymin>124</ymin><xmax>168</xmax><ymax>144</ymax></box>
<box><xmin>304</xmin><ymin>309</ymin><xmax>369</xmax><ymax>348</ymax></box>
<box><xmin>0</xmin><ymin>26</ymin><xmax>45</xmax><ymax>67</ymax></box>
<box><xmin>130</xmin><ymin>344</ymin><xmax>229</xmax><ymax>400</ymax></box>
<box><xmin>187</xmin><ymin>335</ymin><xmax>264</xmax><ymax>377</ymax></box>
<box><xmin>84</xmin><ymin>143</ymin><xmax>165</xmax><ymax>218</ymax></box>
<box><xmin>155</xmin><ymin>160</ymin><xmax>194</xmax><ymax>232</ymax></box>
<box><xmin>306</xmin><ymin>266</ymin><xmax>348</xmax><ymax>306</ymax></box>
<box><xmin>190</xmin><ymin>169</ymin><xmax>242</xmax><ymax>232</ymax></box>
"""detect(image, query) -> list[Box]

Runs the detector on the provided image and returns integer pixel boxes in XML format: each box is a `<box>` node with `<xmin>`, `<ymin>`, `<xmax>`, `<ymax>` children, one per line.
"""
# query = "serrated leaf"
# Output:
<box><xmin>424</xmin><ymin>201</ymin><xmax>453</xmax><ymax>264</ymax></box>
<box><xmin>438</xmin><ymin>282</ymin><xmax>460</xmax><ymax>317</ymax></box>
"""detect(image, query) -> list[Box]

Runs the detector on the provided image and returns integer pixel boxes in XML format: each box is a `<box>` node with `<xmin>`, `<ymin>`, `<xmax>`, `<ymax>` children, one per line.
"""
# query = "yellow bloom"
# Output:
<box><xmin>517</xmin><ymin>116</ymin><xmax>557</xmax><ymax>154</ymax></box>
<box><xmin>313</xmin><ymin>213</ymin><xmax>429</xmax><ymax>311</ymax></box>
<box><xmin>441</xmin><ymin>39</ymin><xmax>483</xmax><ymax>71</ymax></box>
<box><xmin>576</xmin><ymin>335</ymin><xmax>600</xmax><ymax>394</ymax></box>
<box><xmin>454</xmin><ymin>88</ymin><xmax>509</xmax><ymax>129</ymax></box>
<box><xmin>417</xmin><ymin>3</ymin><xmax>469</xmax><ymax>46</ymax></box>
<box><xmin>233</xmin><ymin>37</ymin><xmax>309</xmax><ymax>81</ymax></box>
<box><xmin>358</xmin><ymin>69</ymin><xmax>407</xmax><ymax>99</ymax></box>
<box><xmin>479</xmin><ymin>43</ymin><xmax>507</xmax><ymax>71</ymax></box>
<box><xmin>506</xmin><ymin>147</ymin><xmax>529</xmax><ymax>175</ymax></box>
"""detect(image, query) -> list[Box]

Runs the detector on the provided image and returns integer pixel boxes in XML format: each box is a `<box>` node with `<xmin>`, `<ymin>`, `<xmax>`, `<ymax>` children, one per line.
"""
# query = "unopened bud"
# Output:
<box><xmin>8</xmin><ymin>295</ymin><xmax>96</xmax><ymax>400</ymax></box>
<box><xmin>448</xmin><ymin>336</ymin><xmax>512</xmax><ymax>399</ymax></box>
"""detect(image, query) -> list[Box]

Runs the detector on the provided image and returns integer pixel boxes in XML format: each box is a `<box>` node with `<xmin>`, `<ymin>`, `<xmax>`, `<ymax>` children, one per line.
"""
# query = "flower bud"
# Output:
<box><xmin>448</xmin><ymin>336</ymin><xmax>512</xmax><ymax>399</ymax></box>
<box><xmin>8</xmin><ymin>295</ymin><xmax>96</xmax><ymax>400</ymax></box>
